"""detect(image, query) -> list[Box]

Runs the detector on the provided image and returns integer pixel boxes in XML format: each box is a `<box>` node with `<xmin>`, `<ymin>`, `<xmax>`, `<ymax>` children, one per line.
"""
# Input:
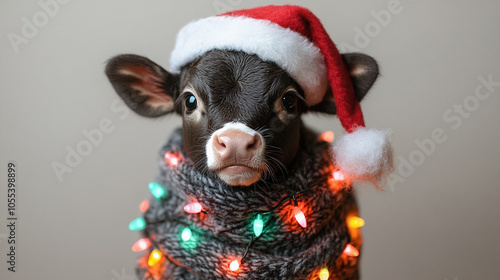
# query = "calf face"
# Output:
<box><xmin>105</xmin><ymin>50</ymin><xmax>378</xmax><ymax>186</ymax></box>
<box><xmin>178</xmin><ymin>50</ymin><xmax>306</xmax><ymax>186</ymax></box>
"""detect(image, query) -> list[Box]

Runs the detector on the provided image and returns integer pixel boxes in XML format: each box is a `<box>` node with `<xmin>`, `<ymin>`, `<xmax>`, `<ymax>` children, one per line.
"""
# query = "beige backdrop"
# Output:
<box><xmin>1</xmin><ymin>0</ymin><xmax>499</xmax><ymax>279</ymax></box>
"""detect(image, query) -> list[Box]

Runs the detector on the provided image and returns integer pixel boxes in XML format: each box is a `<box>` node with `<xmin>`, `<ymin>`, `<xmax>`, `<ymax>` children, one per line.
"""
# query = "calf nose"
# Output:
<box><xmin>213</xmin><ymin>130</ymin><xmax>262</xmax><ymax>161</ymax></box>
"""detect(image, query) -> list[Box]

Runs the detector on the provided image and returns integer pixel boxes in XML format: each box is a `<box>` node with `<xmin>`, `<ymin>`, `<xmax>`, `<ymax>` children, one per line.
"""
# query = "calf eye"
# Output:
<box><xmin>281</xmin><ymin>92</ymin><xmax>297</xmax><ymax>112</ymax></box>
<box><xmin>184</xmin><ymin>93</ymin><xmax>197</xmax><ymax>112</ymax></box>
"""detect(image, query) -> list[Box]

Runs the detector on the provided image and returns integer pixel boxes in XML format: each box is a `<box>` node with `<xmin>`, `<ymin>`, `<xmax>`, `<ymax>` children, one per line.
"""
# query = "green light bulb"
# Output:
<box><xmin>180</xmin><ymin>226</ymin><xmax>198</xmax><ymax>252</ymax></box>
<box><xmin>181</xmin><ymin>227</ymin><xmax>192</xmax><ymax>241</ymax></box>
<box><xmin>253</xmin><ymin>214</ymin><xmax>264</xmax><ymax>237</ymax></box>
<box><xmin>128</xmin><ymin>217</ymin><xmax>146</xmax><ymax>231</ymax></box>
<box><xmin>149</xmin><ymin>182</ymin><xmax>167</xmax><ymax>199</ymax></box>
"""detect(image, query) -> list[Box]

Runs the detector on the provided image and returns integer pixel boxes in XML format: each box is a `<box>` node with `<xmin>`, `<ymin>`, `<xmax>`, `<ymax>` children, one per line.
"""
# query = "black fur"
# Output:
<box><xmin>309</xmin><ymin>53</ymin><xmax>379</xmax><ymax>115</ymax></box>
<box><xmin>105</xmin><ymin>54</ymin><xmax>180</xmax><ymax>117</ymax></box>
<box><xmin>105</xmin><ymin>50</ymin><xmax>379</xmax><ymax>180</ymax></box>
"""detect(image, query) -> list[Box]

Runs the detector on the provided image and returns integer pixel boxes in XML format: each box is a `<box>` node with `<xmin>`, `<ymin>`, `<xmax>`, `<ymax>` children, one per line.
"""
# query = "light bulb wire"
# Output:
<box><xmin>138</xmin><ymin>176</ymin><xmax>340</xmax><ymax>270</ymax></box>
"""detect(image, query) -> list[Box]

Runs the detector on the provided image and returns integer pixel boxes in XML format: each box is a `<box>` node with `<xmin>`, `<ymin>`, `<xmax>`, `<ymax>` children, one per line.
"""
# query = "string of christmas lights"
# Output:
<box><xmin>128</xmin><ymin>131</ymin><xmax>365</xmax><ymax>279</ymax></box>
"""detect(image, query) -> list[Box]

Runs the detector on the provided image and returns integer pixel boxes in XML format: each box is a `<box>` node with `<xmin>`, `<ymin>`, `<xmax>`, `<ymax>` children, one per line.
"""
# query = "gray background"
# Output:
<box><xmin>1</xmin><ymin>0</ymin><xmax>499</xmax><ymax>279</ymax></box>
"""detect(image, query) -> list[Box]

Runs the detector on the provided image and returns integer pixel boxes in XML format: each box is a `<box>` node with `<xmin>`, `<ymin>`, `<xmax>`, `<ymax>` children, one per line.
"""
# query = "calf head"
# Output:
<box><xmin>106</xmin><ymin>50</ymin><xmax>378</xmax><ymax>186</ymax></box>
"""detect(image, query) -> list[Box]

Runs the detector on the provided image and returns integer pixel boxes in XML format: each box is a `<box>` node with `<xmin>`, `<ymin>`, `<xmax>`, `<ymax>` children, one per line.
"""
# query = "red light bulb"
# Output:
<box><xmin>164</xmin><ymin>152</ymin><xmax>181</xmax><ymax>167</ymax></box>
<box><xmin>139</xmin><ymin>199</ymin><xmax>149</xmax><ymax>213</ymax></box>
<box><xmin>132</xmin><ymin>238</ymin><xmax>151</xmax><ymax>252</ymax></box>
<box><xmin>184</xmin><ymin>203</ymin><xmax>202</xmax><ymax>214</ymax></box>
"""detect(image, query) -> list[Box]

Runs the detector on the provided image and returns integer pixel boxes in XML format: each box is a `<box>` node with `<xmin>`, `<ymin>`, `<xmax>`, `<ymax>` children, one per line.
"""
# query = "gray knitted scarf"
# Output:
<box><xmin>136</xmin><ymin>128</ymin><xmax>360</xmax><ymax>280</ymax></box>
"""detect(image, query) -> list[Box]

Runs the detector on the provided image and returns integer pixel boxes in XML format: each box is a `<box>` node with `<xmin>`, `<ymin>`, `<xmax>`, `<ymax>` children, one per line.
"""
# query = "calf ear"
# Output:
<box><xmin>105</xmin><ymin>54</ymin><xmax>179</xmax><ymax>117</ymax></box>
<box><xmin>309</xmin><ymin>53</ymin><xmax>379</xmax><ymax>115</ymax></box>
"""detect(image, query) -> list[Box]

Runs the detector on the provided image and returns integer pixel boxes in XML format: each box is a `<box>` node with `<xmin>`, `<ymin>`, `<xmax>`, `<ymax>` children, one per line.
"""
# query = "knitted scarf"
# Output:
<box><xmin>136</xmin><ymin>128</ymin><xmax>361</xmax><ymax>280</ymax></box>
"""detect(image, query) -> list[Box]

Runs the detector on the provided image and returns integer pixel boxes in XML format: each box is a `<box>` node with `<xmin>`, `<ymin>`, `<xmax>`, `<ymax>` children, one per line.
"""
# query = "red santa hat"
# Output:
<box><xmin>170</xmin><ymin>5</ymin><xmax>393</xmax><ymax>186</ymax></box>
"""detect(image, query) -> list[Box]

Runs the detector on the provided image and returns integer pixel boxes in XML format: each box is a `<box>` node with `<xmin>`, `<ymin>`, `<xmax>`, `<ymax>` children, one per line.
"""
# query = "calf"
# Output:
<box><xmin>105</xmin><ymin>5</ymin><xmax>392</xmax><ymax>280</ymax></box>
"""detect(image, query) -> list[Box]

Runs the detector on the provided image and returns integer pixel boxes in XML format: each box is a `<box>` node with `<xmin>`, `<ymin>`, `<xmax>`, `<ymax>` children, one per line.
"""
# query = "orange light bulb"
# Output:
<box><xmin>229</xmin><ymin>259</ymin><xmax>240</xmax><ymax>271</ymax></box>
<box><xmin>293</xmin><ymin>206</ymin><xmax>307</xmax><ymax>228</ymax></box>
<box><xmin>333</xmin><ymin>171</ymin><xmax>345</xmax><ymax>181</ymax></box>
<box><xmin>319</xmin><ymin>267</ymin><xmax>330</xmax><ymax>280</ymax></box>
<box><xmin>347</xmin><ymin>216</ymin><xmax>365</xmax><ymax>229</ymax></box>
<box><xmin>318</xmin><ymin>131</ymin><xmax>334</xmax><ymax>143</ymax></box>
<box><xmin>148</xmin><ymin>249</ymin><xmax>162</xmax><ymax>266</ymax></box>
<box><xmin>343</xmin><ymin>244</ymin><xmax>359</xmax><ymax>257</ymax></box>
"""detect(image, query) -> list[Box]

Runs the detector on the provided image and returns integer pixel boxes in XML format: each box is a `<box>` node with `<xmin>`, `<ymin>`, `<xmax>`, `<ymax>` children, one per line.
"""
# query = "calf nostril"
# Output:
<box><xmin>247</xmin><ymin>140</ymin><xmax>256</xmax><ymax>149</ymax></box>
<box><xmin>246</xmin><ymin>135</ymin><xmax>261</xmax><ymax>151</ymax></box>
<box><xmin>219</xmin><ymin>141</ymin><xmax>226</xmax><ymax>149</ymax></box>
<box><xmin>214</xmin><ymin>135</ymin><xmax>228</xmax><ymax>152</ymax></box>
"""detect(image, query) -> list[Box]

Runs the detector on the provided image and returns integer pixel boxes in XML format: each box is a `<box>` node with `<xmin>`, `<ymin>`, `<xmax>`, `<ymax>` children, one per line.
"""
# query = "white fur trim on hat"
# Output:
<box><xmin>170</xmin><ymin>16</ymin><xmax>328</xmax><ymax>106</ymax></box>
<box><xmin>332</xmin><ymin>127</ymin><xmax>394</xmax><ymax>188</ymax></box>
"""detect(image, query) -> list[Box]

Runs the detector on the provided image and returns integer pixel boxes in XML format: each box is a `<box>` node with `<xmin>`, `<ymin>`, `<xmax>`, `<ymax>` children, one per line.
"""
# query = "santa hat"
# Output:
<box><xmin>170</xmin><ymin>5</ymin><xmax>393</xmax><ymax>186</ymax></box>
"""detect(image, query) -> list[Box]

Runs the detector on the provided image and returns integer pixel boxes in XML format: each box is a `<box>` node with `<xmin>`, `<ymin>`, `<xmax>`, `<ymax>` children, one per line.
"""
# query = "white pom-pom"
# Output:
<box><xmin>332</xmin><ymin>127</ymin><xmax>394</xmax><ymax>188</ymax></box>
